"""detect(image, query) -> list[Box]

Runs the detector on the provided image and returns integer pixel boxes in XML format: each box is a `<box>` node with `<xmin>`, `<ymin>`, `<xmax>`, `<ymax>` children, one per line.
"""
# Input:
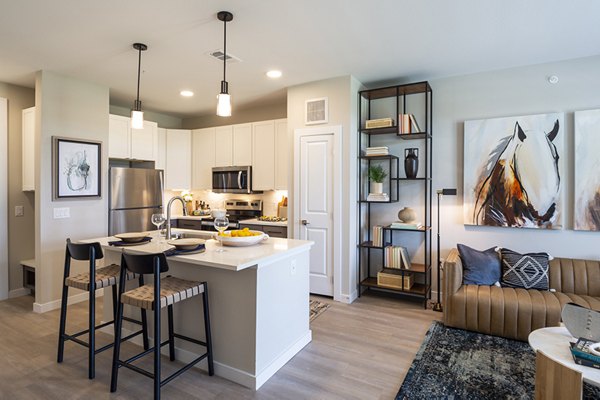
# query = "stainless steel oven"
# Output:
<box><xmin>212</xmin><ymin>166</ymin><xmax>257</xmax><ymax>194</ymax></box>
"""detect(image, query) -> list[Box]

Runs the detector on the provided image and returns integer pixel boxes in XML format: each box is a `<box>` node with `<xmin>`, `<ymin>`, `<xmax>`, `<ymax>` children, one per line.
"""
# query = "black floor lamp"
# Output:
<box><xmin>432</xmin><ymin>188</ymin><xmax>457</xmax><ymax>312</ymax></box>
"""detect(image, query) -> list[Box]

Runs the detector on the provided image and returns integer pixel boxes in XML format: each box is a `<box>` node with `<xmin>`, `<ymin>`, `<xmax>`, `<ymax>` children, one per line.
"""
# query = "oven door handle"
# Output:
<box><xmin>238</xmin><ymin>171</ymin><xmax>242</xmax><ymax>189</ymax></box>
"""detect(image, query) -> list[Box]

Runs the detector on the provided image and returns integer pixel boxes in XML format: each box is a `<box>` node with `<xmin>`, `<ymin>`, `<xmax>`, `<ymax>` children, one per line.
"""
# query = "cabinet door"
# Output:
<box><xmin>274</xmin><ymin>119</ymin><xmax>287</xmax><ymax>190</ymax></box>
<box><xmin>155</xmin><ymin>128</ymin><xmax>167</xmax><ymax>171</ymax></box>
<box><xmin>165</xmin><ymin>129</ymin><xmax>191</xmax><ymax>190</ymax></box>
<box><xmin>263</xmin><ymin>226</ymin><xmax>287</xmax><ymax>238</ymax></box>
<box><xmin>232</xmin><ymin>123</ymin><xmax>252</xmax><ymax>166</ymax></box>
<box><xmin>22</xmin><ymin>107</ymin><xmax>35</xmax><ymax>191</ymax></box>
<box><xmin>214</xmin><ymin>125</ymin><xmax>233</xmax><ymax>167</ymax></box>
<box><xmin>252</xmin><ymin>121</ymin><xmax>275</xmax><ymax>190</ymax></box>
<box><xmin>130</xmin><ymin>120</ymin><xmax>158</xmax><ymax>161</ymax></box>
<box><xmin>192</xmin><ymin>128</ymin><xmax>215</xmax><ymax>190</ymax></box>
<box><xmin>108</xmin><ymin>114</ymin><xmax>131</xmax><ymax>159</ymax></box>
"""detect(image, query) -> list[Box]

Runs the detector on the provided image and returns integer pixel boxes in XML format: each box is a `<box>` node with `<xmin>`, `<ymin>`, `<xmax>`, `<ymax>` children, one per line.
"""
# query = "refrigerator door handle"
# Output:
<box><xmin>238</xmin><ymin>171</ymin><xmax>242</xmax><ymax>189</ymax></box>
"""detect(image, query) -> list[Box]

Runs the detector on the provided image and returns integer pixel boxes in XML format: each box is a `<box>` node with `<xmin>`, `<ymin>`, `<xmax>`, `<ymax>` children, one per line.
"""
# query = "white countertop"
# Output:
<box><xmin>89</xmin><ymin>230</ymin><xmax>310</xmax><ymax>272</ymax></box>
<box><xmin>239</xmin><ymin>218</ymin><xmax>288</xmax><ymax>227</ymax></box>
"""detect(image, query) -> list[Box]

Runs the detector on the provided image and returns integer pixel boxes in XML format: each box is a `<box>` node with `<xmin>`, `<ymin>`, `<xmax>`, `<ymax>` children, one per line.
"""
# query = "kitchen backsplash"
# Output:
<box><xmin>163</xmin><ymin>189</ymin><xmax>288</xmax><ymax>217</ymax></box>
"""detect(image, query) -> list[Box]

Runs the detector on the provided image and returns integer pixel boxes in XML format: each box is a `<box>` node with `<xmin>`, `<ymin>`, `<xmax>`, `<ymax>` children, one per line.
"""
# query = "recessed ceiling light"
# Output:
<box><xmin>266</xmin><ymin>70</ymin><xmax>282</xmax><ymax>79</ymax></box>
<box><xmin>180</xmin><ymin>90</ymin><xmax>194</xmax><ymax>97</ymax></box>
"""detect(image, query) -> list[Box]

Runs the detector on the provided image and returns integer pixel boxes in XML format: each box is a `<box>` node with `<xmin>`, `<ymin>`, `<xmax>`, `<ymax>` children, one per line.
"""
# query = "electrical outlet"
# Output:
<box><xmin>53</xmin><ymin>207</ymin><xmax>70</xmax><ymax>219</ymax></box>
<box><xmin>14</xmin><ymin>205</ymin><xmax>24</xmax><ymax>217</ymax></box>
<box><xmin>290</xmin><ymin>259</ymin><xmax>297</xmax><ymax>275</ymax></box>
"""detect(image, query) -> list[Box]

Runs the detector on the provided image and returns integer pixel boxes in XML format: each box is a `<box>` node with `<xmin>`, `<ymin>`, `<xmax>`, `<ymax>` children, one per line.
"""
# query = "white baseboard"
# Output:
<box><xmin>99</xmin><ymin>325</ymin><xmax>312</xmax><ymax>390</ymax></box>
<box><xmin>33</xmin><ymin>290</ymin><xmax>103</xmax><ymax>313</ymax></box>
<box><xmin>9</xmin><ymin>287</ymin><xmax>31</xmax><ymax>298</ymax></box>
<box><xmin>336</xmin><ymin>290</ymin><xmax>358</xmax><ymax>304</ymax></box>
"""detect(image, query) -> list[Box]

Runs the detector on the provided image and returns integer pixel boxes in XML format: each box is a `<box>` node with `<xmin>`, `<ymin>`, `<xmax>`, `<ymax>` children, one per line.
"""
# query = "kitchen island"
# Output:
<box><xmin>91</xmin><ymin>231</ymin><xmax>313</xmax><ymax>390</ymax></box>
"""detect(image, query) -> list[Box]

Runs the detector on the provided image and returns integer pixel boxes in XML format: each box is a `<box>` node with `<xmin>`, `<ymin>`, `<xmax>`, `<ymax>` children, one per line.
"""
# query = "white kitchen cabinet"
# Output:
<box><xmin>22</xmin><ymin>107</ymin><xmax>35</xmax><ymax>191</ymax></box>
<box><xmin>232</xmin><ymin>123</ymin><xmax>252</xmax><ymax>166</ymax></box>
<box><xmin>165</xmin><ymin>129</ymin><xmax>191</xmax><ymax>190</ymax></box>
<box><xmin>108</xmin><ymin>114</ymin><xmax>158</xmax><ymax>161</ymax></box>
<box><xmin>192</xmin><ymin>127</ymin><xmax>215</xmax><ymax>190</ymax></box>
<box><xmin>108</xmin><ymin>114</ymin><xmax>130</xmax><ymax>159</ymax></box>
<box><xmin>252</xmin><ymin>121</ymin><xmax>275</xmax><ymax>190</ymax></box>
<box><xmin>130</xmin><ymin>120</ymin><xmax>158</xmax><ymax>160</ymax></box>
<box><xmin>155</xmin><ymin>128</ymin><xmax>167</xmax><ymax>171</ymax></box>
<box><xmin>214</xmin><ymin>125</ymin><xmax>233</xmax><ymax>167</ymax></box>
<box><xmin>274</xmin><ymin>119</ymin><xmax>288</xmax><ymax>190</ymax></box>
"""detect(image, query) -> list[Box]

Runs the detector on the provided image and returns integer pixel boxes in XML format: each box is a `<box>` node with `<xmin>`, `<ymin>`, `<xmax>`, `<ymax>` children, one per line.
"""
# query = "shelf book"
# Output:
<box><xmin>372</xmin><ymin>225</ymin><xmax>383</xmax><ymax>247</ymax></box>
<box><xmin>398</xmin><ymin>114</ymin><xmax>421</xmax><ymax>134</ymax></box>
<box><xmin>384</xmin><ymin>245</ymin><xmax>411</xmax><ymax>269</ymax></box>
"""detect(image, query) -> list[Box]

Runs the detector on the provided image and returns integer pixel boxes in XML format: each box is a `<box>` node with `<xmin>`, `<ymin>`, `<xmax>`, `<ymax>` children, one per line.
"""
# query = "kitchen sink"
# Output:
<box><xmin>170</xmin><ymin>230</ymin><xmax>213</xmax><ymax>240</ymax></box>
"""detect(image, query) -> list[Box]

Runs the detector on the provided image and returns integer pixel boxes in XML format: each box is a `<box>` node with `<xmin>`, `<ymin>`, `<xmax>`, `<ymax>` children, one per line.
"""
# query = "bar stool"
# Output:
<box><xmin>57</xmin><ymin>238</ymin><xmax>149</xmax><ymax>379</ymax></box>
<box><xmin>110</xmin><ymin>252</ymin><xmax>213</xmax><ymax>400</ymax></box>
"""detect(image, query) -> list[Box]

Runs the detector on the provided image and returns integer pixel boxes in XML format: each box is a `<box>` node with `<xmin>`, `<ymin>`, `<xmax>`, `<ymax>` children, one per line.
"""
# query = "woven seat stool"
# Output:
<box><xmin>110</xmin><ymin>252</ymin><xmax>213</xmax><ymax>400</ymax></box>
<box><xmin>57</xmin><ymin>238</ymin><xmax>149</xmax><ymax>379</ymax></box>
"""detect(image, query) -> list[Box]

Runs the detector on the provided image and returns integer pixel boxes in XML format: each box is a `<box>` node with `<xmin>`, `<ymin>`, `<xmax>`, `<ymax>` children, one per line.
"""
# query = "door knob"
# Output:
<box><xmin>301</xmin><ymin>219</ymin><xmax>310</xmax><ymax>225</ymax></box>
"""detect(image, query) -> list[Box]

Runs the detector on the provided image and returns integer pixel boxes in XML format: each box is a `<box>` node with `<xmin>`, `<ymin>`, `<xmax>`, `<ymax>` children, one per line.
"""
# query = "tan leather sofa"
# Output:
<box><xmin>443</xmin><ymin>248</ymin><xmax>600</xmax><ymax>341</ymax></box>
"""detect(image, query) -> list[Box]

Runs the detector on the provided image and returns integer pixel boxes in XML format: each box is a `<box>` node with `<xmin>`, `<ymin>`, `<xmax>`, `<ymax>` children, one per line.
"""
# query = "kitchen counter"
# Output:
<box><xmin>172</xmin><ymin>215</ymin><xmax>212</xmax><ymax>220</ymax></box>
<box><xmin>239</xmin><ymin>218</ymin><xmax>288</xmax><ymax>227</ymax></box>
<box><xmin>91</xmin><ymin>231</ymin><xmax>313</xmax><ymax>390</ymax></box>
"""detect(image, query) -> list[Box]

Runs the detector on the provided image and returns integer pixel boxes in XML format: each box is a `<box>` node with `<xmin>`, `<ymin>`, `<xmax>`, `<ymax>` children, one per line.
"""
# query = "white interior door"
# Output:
<box><xmin>0</xmin><ymin>98</ymin><xmax>8</xmax><ymax>300</ymax></box>
<box><xmin>299</xmin><ymin>134</ymin><xmax>334</xmax><ymax>296</ymax></box>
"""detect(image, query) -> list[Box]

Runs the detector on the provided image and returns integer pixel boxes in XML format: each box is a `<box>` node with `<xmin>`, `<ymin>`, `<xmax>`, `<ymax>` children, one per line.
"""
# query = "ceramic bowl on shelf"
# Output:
<box><xmin>114</xmin><ymin>232</ymin><xmax>149</xmax><ymax>243</ymax></box>
<box><xmin>167</xmin><ymin>238</ymin><xmax>205</xmax><ymax>251</ymax></box>
<box><xmin>214</xmin><ymin>231</ymin><xmax>268</xmax><ymax>247</ymax></box>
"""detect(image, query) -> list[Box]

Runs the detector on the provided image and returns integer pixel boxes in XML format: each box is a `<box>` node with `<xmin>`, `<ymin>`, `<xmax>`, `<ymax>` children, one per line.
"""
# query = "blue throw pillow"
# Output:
<box><xmin>457</xmin><ymin>244</ymin><xmax>501</xmax><ymax>285</ymax></box>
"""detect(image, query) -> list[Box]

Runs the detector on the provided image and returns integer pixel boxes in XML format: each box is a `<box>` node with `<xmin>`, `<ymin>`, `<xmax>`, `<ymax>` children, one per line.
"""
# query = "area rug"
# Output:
<box><xmin>310</xmin><ymin>299</ymin><xmax>330</xmax><ymax>321</ymax></box>
<box><xmin>397</xmin><ymin>321</ymin><xmax>600</xmax><ymax>400</ymax></box>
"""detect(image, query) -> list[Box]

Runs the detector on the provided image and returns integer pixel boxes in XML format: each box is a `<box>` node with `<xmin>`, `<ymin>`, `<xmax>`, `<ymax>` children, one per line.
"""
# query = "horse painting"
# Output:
<box><xmin>463</xmin><ymin>113</ymin><xmax>564</xmax><ymax>229</ymax></box>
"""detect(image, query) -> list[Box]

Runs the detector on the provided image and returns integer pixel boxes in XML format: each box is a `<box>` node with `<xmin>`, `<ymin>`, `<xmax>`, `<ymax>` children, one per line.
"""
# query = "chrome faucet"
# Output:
<box><xmin>165</xmin><ymin>196</ymin><xmax>187</xmax><ymax>240</ymax></box>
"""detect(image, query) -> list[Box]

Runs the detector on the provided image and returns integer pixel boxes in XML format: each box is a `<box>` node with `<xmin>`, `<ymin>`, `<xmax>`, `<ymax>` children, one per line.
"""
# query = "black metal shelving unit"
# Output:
<box><xmin>357</xmin><ymin>81</ymin><xmax>433</xmax><ymax>308</ymax></box>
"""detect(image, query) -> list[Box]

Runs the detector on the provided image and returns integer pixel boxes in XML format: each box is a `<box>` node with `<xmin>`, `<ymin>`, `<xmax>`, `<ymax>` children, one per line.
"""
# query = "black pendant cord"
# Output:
<box><xmin>222</xmin><ymin>16</ymin><xmax>227</xmax><ymax>85</ymax></box>
<box><xmin>136</xmin><ymin>46</ymin><xmax>142</xmax><ymax>105</ymax></box>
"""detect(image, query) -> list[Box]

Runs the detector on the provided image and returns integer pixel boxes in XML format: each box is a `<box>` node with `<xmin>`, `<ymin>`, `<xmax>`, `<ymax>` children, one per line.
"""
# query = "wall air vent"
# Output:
<box><xmin>207</xmin><ymin>49</ymin><xmax>241</xmax><ymax>64</ymax></box>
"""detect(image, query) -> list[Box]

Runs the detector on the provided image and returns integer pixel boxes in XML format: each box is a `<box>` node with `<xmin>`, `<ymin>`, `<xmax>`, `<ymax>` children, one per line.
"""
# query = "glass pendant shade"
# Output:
<box><xmin>216</xmin><ymin>93</ymin><xmax>231</xmax><ymax>117</ymax></box>
<box><xmin>131</xmin><ymin>109</ymin><xmax>144</xmax><ymax>129</ymax></box>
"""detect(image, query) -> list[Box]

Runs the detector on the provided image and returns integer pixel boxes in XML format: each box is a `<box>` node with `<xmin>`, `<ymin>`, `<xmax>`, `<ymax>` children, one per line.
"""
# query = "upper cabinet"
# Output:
<box><xmin>22</xmin><ymin>107</ymin><xmax>35</xmax><ymax>191</ymax></box>
<box><xmin>165</xmin><ymin>129</ymin><xmax>191</xmax><ymax>190</ymax></box>
<box><xmin>252</xmin><ymin>120</ymin><xmax>276</xmax><ymax>191</ymax></box>
<box><xmin>232</xmin><ymin>123</ymin><xmax>252</xmax><ymax>166</ymax></box>
<box><xmin>108</xmin><ymin>114</ymin><xmax>158</xmax><ymax>161</ymax></box>
<box><xmin>274</xmin><ymin>119</ymin><xmax>288</xmax><ymax>190</ymax></box>
<box><xmin>214</xmin><ymin>126</ymin><xmax>233</xmax><ymax>167</ymax></box>
<box><xmin>155</xmin><ymin>128</ymin><xmax>167</xmax><ymax>171</ymax></box>
<box><xmin>192</xmin><ymin>127</ymin><xmax>215</xmax><ymax>190</ymax></box>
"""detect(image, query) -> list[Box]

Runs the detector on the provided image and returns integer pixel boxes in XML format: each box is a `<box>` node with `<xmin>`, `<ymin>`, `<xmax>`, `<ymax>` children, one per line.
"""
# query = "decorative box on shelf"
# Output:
<box><xmin>377</xmin><ymin>269</ymin><xmax>413</xmax><ymax>290</ymax></box>
<box><xmin>365</xmin><ymin>117</ymin><xmax>394</xmax><ymax>129</ymax></box>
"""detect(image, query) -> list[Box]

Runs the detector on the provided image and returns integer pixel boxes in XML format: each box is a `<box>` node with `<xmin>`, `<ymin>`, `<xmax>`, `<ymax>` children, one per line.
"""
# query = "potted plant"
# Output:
<box><xmin>368</xmin><ymin>165</ymin><xmax>387</xmax><ymax>194</ymax></box>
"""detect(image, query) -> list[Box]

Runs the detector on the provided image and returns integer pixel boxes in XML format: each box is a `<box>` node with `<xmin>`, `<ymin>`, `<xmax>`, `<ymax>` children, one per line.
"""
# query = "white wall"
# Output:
<box><xmin>287</xmin><ymin>76</ymin><xmax>358</xmax><ymax>302</ymax></box>
<box><xmin>426</xmin><ymin>55</ymin><xmax>600</xmax><ymax>292</ymax></box>
<box><xmin>34</xmin><ymin>71</ymin><xmax>110</xmax><ymax>310</ymax></box>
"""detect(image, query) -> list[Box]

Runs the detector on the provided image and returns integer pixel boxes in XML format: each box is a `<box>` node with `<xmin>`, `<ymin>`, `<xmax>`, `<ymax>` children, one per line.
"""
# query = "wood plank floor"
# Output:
<box><xmin>0</xmin><ymin>293</ymin><xmax>439</xmax><ymax>399</ymax></box>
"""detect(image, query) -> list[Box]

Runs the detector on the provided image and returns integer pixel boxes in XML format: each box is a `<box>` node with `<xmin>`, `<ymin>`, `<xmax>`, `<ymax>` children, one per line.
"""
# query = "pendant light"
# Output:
<box><xmin>131</xmin><ymin>42</ymin><xmax>148</xmax><ymax>129</ymax></box>
<box><xmin>216</xmin><ymin>11</ymin><xmax>233</xmax><ymax>117</ymax></box>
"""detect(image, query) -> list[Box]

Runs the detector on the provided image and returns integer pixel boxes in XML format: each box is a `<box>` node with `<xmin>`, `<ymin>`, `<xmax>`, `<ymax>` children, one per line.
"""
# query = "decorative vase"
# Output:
<box><xmin>186</xmin><ymin>201</ymin><xmax>194</xmax><ymax>215</ymax></box>
<box><xmin>404</xmin><ymin>148</ymin><xmax>419</xmax><ymax>179</ymax></box>
<box><xmin>398</xmin><ymin>207</ymin><xmax>417</xmax><ymax>223</ymax></box>
<box><xmin>370</xmin><ymin>181</ymin><xmax>383</xmax><ymax>194</ymax></box>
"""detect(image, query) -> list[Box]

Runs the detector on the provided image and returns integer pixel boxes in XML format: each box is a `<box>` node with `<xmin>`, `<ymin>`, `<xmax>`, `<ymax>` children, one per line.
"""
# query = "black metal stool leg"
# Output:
<box><xmin>57</xmin><ymin>282</ymin><xmax>69</xmax><ymax>363</ymax></box>
<box><xmin>88</xmin><ymin>282</ymin><xmax>96</xmax><ymax>380</ymax></box>
<box><xmin>154</xmin><ymin>304</ymin><xmax>161</xmax><ymax>400</ymax></box>
<box><xmin>140</xmin><ymin>275</ymin><xmax>149</xmax><ymax>350</ymax></box>
<box><xmin>202</xmin><ymin>283</ymin><xmax>214</xmax><ymax>376</ymax></box>
<box><xmin>112</xmin><ymin>284</ymin><xmax>118</xmax><ymax>321</ymax></box>
<box><xmin>110</xmin><ymin>298</ymin><xmax>125</xmax><ymax>392</ymax></box>
<box><xmin>168</xmin><ymin>305</ymin><xmax>175</xmax><ymax>361</ymax></box>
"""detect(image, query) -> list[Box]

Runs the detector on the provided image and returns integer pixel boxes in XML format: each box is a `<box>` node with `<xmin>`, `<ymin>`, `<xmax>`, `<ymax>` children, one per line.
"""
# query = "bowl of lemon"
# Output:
<box><xmin>214</xmin><ymin>228</ymin><xmax>268</xmax><ymax>247</ymax></box>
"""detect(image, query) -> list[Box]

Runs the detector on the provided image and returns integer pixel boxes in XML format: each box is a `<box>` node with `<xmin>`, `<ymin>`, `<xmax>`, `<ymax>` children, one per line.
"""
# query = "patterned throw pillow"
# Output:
<box><xmin>500</xmin><ymin>248</ymin><xmax>549</xmax><ymax>290</ymax></box>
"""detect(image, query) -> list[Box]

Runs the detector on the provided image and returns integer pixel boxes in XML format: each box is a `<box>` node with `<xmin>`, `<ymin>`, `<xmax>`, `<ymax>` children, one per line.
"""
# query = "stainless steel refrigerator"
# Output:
<box><xmin>109</xmin><ymin>167</ymin><xmax>163</xmax><ymax>235</ymax></box>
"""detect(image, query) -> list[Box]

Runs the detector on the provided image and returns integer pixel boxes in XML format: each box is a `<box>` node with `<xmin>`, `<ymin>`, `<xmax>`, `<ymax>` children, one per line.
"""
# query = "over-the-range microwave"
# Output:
<box><xmin>212</xmin><ymin>166</ymin><xmax>261</xmax><ymax>194</ymax></box>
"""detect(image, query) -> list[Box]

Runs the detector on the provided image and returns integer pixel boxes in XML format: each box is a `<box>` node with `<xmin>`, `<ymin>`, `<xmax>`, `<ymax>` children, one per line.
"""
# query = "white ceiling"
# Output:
<box><xmin>1</xmin><ymin>0</ymin><xmax>600</xmax><ymax>118</ymax></box>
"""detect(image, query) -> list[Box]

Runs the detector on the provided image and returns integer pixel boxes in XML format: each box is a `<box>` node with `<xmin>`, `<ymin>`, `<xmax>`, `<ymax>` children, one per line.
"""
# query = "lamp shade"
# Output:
<box><xmin>131</xmin><ymin>110</ymin><xmax>144</xmax><ymax>129</ymax></box>
<box><xmin>216</xmin><ymin>93</ymin><xmax>231</xmax><ymax>117</ymax></box>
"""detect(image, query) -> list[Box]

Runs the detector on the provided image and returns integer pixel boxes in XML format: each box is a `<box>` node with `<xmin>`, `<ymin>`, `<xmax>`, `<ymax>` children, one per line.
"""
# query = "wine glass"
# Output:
<box><xmin>213</xmin><ymin>216</ymin><xmax>229</xmax><ymax>252</ymax></box>
<box><xmin>151</xmin><ymin>213</ymin><xmax>166</xmax><ymax>241</ymax></box>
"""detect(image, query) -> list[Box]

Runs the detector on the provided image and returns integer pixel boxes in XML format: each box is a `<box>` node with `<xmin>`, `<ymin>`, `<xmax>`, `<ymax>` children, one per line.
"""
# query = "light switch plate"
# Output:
<box><xmin>53</xmin><ymin>207</ymin><xmax>70</xmax><ymax>219</ymax></box>
<box><xmin>15</xmin><ymin>205</ymin><xmax>24</xmax><ymax>217</ymax></box>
